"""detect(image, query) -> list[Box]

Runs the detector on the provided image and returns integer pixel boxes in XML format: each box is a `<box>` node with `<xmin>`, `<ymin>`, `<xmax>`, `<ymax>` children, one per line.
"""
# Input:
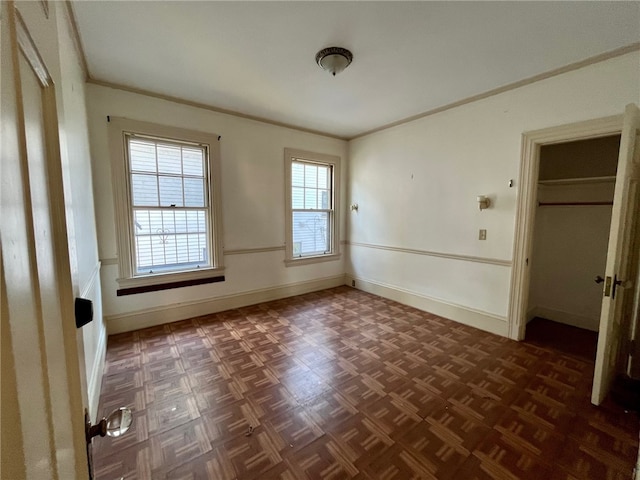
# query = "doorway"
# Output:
<box><xmin>508</xmin><ymin>106</ymin><xmax>640</xmax><ymax>405</ymax></box>
<box><xmin>524</xmin><ymin>135</ymin><xmax>621</xmax><ymax>360</ymax></box>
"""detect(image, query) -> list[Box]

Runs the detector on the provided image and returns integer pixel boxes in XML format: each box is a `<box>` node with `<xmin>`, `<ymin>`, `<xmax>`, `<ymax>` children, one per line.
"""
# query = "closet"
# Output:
<box><xmin>526</xmin><ymin>135</ymin><xmax>621</xmax><ymax>358</ymax></box>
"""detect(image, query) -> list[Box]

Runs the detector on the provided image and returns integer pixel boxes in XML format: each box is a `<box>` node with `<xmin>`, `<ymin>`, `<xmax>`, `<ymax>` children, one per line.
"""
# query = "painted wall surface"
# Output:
<box><xmin>87</xmin><ymin>85</ymin><xmax>348</xmax><ymax>328</ymax></box>
<box><xmin>347</xmin><ymin>52</ymin><xmax>639</xmax><ymax>332</ymax></box>
<box><xmin>529</xmin><ymin>182</ymin><xmax>614</xmax><ymax>331</ymax></box>
<box><xmin>539</xmin><ymin>135</ymin><xmax>620</xmax><ymax>180</ymax></box>
<box><xmin>55</xmin><ymin>3</ymin><xmax>105</xmax><ymax>419</ymax></box>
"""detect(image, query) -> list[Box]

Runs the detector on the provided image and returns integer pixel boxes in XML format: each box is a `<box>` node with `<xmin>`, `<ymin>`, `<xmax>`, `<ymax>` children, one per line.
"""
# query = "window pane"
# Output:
<box><xmin>186</xmin><ymin>210</ymin><xmax>200</xmax><ymax>233</ymax></box>
<box><xmin>292</xmin><ymin>211</ymin><xmax>330</xmax><ymax>256</ymax></box>
<box><xmin>292</xmin><ymin>187</ymin><xmax>304</xmax><ymax>209</ymax></box>
<box><xmin>292</xmin><ymin>162</ymin><xmax>304</xmax><ymax>187</ymax></box>
<box><xmin>304</xmin><ymin>188</ymin><xmax>317</xmax><ymax>209</ymax></box>
<box><xmin>162</xmin><ymin>210</ymin><xmax>176</xmax><ymax>233</ymax></box>
<box><xmin>318</xmin><ymin>190</ymin><xmax>329</xmax><ymax>209</ymax></box>
<box><xmin>134</xmin><ymin>210</ymin><xmax>150</xmax><ymax>234</ymax></box>
<box><xmin>157</xmin><ymin>144</ymin><xmax>182</xmax><ymax>174</ymax></box>
<box><xmin>197</xmin><ymin>211</ymin><xmax>206</xmax><ymax>232</ymax></box>
<box><xmin>175</xmin><ymin>234</ymin><xmax>189</xmax><ymax>263</ymax></box>
<box><xmin>129</xmin><ymin>140</ymin><xmax>157</xmax><ymax>173</ymax></box>
<box><xmin>148</xmin><ymin>210</ymin><xmax>163</xmax><ymax>234</ymax></box>
<box><xmin>317</xmin><ymin>166</ymin><xmax>329</xmax><ymax>189</ymax></box>
<box><xmin>164</xmin><ymin>235</ymin><xmax>177</xmax><ymax>265</ymax></box>
<box><xmin>132</xmin><ymin>174</ymin><xmax>158</xmax><ymax>206</ymax></box>
<box><xmin>158</xmin><ymin>176</ymin><xmax>184</xmax><ymax>206</ymax></box>
<box><xmin>188</xmin><ymin>234</ymin><xmax>202</xmax><ymax>262</ymax></box>
<box><xmin>126</xmin><ymin>131</ymin><xmax>215</xmax><ymax>276</ymax></box>
<box><xmin>151</xmin><ymin>233</ymin><xmax>168</xmax><ymax>267</ymax></box>
<box><xmin>183</xmin><ymin>148</ymin><xmax>204</xmax><ymax>176</ymax></box>
<box><xmin>173</xmin><ymin>210</ymin><xmax>187</xmax><ymax>233</ymax></box>
<box><xmin>135</xmin><ymin>236</ymin><xmax>152</xmax><ymax>271</ymax></box>
<box><xmin>133</xmin><ymin>209</ymin><xmax>209</xmax><ymax>273</ymax></box>
<box><xmin>184</xmin><ymin>178</ymin><xmax>205</xmax><ymax>207</ymax></box>
<box><xmin>304</xmin><ymin>164</ymin><xmax>317</xmax><ymax>188</ymax></box>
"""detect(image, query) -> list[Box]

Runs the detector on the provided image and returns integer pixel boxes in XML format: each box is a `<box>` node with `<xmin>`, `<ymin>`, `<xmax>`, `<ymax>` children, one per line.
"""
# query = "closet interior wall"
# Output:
<box><xmin>527</xmin><ymin>135</ymin><xmax>621</xmax><ymax>332</ymax></box>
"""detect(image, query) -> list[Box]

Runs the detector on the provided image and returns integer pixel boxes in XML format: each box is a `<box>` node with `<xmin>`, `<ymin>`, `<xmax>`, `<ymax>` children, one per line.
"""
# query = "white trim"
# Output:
<box><xmin>106</xmin><ymin>274</ymin><xmax>346</xmax><ymax>334</ymax></box>
<box><xmin>224</xmin><ymin>246</ymin><xmax>284</xmax><ymax>256</ymax></box>
<box><xmin>107</xmin><ymin>117</ymin><xmax>225</xmax><ymax>289</ymax></box>
<box><xmin>284</xmin><ymin>148</ymin><xmax>341</xmax><ymax>266</ymax></box>
<box><xmin>528</xmin><ymin>306</ymin><xmax>599</xmax><ymax>332</ymax></box>
<box><xmin>80</xmin><ymin>261</ymin><xmax>101</xmax><ymax>298</ymax></box>
<box><xmin>284</xmin><ymin>253</ymin><xmax>342</xmax><ymax>267</ymax></box>
<box><xmin>352</xmin><ymin>44</ymin><xmax>639</xmax><ymax>140</ymax></box>
<box><xmin>82</xmin><ymin>45</ymin><xmax>639</xmax><ymax>142</ymax></box>
<box><xmin>347</xmin><ymin>275</ymin><xmax>508</xmax><ymax>337</ymax></box>
<box><xmin>100</xmin><ymin>257</ymin><xmax>118</xmax><ymax>266</ymax></box>
<box><xmin>86</xmin><ymin>327</ymin><xmax>107</xmax><ymax>423</ymax></box>
<box><xmin>347</xmin><ymin>241</ymin><xmax>511</xmax><ymax>267</ymax></box>
<box><xmin>15</xmin><ymin>11</ymin><xmax>50</xmax><ymax>87</ymax></box>
<box><xmin>508</xmin><ymin>115</ymin><xmax>623</xmax><ymax>340</ymax></box>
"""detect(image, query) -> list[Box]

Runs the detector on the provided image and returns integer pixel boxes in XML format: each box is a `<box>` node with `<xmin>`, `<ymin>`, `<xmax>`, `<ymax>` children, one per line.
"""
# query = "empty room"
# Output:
<box><xmin>2</xmin><ymin>1</ymin><xmax>640</xmax><ymax>479</ymax></box>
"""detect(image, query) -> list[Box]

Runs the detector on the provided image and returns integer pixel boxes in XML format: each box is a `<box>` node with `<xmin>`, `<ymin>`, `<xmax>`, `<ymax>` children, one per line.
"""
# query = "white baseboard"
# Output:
<box><xmin>528</xmin><ymin>305</ymin><xmax>599</xmax><ymax>332</ymax></box>
<box><xmin>87</xmin><ymin>327</ymin><xmax>107</xmax><ymax>422</ymax></box>
<box><xmin>346</xmin><ymin>275</ymin><xmax>508</xmax><ymax>337</ymax></box>
<box><xmin>106</xmin><ymin>275</ymin><xmax>346</xmax><ymax>334</ymax></box>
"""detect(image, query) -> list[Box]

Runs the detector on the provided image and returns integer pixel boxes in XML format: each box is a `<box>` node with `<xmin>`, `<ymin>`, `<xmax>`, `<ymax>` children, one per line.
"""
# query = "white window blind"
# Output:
<box><xmin>127</xmin><ymin>136</ymin><xmax>211</xmax><ymax>274</ymax></box>
<box><xmin>291</xmin><ymin>160</ymin><xmax>333</xmax><ymax>257</ymax></box>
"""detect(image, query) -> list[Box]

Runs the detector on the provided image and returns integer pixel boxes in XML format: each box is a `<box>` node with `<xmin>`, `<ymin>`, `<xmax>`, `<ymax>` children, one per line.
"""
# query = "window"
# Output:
<box><xmin>109</xmin><ymin>118</ymin><xmax>224</xmax><ymax>294</ymax></box>
<box><xmin>285</xmin><ymin>148</ymin><xmax>340</xmax><ymax>265</ymax></box>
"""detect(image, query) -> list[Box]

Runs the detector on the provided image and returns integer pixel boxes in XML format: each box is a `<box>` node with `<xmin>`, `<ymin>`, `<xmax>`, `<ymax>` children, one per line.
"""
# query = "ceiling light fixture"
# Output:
<box><xmin>315</xmin><ymin>47</ymin><xmax>353</xmax><ymax>76</ymax></box>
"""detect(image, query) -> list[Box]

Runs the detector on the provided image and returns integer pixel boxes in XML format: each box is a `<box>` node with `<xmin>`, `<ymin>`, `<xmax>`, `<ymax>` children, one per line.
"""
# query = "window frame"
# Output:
<box><xmin>284</xmin><ymin>148</ymin><xmax>341</xmax><ymax>266</ymax></box>
<box><xmin>108</xmin><ymin>117</ymin><xmax>224</xmax><ymax>293</ymax></box>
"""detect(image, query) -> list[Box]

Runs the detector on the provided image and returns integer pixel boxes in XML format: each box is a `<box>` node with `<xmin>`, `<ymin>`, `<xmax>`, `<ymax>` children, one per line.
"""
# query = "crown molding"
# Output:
<box><xmin>64</xmin><ymin>1</ymin><xmax>89</xmax><ymax>80</ymax></box>
<box><xmin>350</xmin><ymin>43</ymin><xmax>640</xmax><ymax>140</ymax></box>
<box><xmin>66</xmin><ymin>6</ymin><xmax>638</xmax><ymax>143</ymax></box>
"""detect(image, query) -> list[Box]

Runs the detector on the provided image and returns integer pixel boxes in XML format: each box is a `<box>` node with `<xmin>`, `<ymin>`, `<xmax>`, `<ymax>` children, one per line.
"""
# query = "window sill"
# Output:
<box><xmin>116</xmin><ymin>267</ymin><xmax>225</xmax><ymax>296</ymax></box>
<box><xmin>284</xmin><ymin>253</ymin><xmax>341</xmax><ymax>267</ymax></box>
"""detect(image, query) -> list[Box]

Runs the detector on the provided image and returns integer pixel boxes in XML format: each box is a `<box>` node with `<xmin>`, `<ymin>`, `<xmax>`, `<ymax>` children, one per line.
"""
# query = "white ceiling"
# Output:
<box><xmin>72</xmin><ymin>1</ymin><xmax>640</xmax><ymax>139</ymax></box>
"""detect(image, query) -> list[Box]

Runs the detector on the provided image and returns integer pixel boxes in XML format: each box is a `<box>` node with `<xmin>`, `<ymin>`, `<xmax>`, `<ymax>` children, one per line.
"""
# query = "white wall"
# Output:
<box><xmin>87</xmin><ymin>85</ymin><xmax>348</xmax><ymax>333</ymax></box>
<box><xmin>347</xmin><ymin>52</ymin><xmax>640</xmax><ymax>336</ymax></box>
<box><xmin>529</xmin><ymin>182</ymin><xmax>614</xmax><ymax>331</ymax></box>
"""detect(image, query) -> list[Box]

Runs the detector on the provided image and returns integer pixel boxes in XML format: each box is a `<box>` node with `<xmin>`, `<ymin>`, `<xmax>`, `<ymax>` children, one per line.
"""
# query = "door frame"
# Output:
<box><xmin>508</xmin><ymin>115</ymin><xmax>623</xmax><ymax>341</ymax></box>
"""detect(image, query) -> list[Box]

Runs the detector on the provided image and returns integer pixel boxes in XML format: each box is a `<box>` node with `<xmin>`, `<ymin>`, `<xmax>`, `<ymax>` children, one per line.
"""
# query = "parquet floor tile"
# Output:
<box><xmin>95</xmin><ymin>286</ymin><xmax>639</xmax><ymax>479</ymax></box>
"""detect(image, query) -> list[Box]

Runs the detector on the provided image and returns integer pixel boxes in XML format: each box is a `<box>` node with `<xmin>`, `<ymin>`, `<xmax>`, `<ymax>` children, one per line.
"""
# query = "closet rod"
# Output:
<box><xmin>537</xmin><ymin>201</ymin><xmax>614</xmax><ymax>207</ymax></box>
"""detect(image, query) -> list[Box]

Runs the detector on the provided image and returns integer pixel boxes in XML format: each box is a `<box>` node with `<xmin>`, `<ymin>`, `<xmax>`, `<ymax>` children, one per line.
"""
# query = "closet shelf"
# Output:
<box><xmin>538</xmin><ymin>176</ymin><xmax>616</xmax><ymax>186</ymax></box>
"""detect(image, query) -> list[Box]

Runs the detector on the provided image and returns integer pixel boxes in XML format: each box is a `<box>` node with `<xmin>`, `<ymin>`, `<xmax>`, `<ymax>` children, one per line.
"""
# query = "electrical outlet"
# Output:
<box><xmin>479</xmin><ymin>229</ymin><xmax>487</xmax><ymax>240</ymax></box>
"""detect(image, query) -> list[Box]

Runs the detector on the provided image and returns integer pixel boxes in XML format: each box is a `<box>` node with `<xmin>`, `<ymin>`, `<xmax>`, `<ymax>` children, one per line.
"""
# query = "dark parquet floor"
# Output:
<box><xmin>94</xmin><ymin>286</ymin><xmax>639</xmax><ymax>479</ymax></box>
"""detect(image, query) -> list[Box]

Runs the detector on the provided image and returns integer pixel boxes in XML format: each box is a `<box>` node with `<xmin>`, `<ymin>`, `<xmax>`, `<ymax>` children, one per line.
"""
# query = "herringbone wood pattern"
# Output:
<box><xmin>94</xmin><ymin>287</ymin><xmax>639</xmax><ymax>479</ymax></box>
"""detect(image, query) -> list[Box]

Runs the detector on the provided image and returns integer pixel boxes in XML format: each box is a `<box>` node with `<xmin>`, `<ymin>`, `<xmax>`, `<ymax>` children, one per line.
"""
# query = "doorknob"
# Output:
<box><xmin>85</xmin><ymin>407</ymin><xmax>132</xmax><ymax>479</ymax></box>
<box><xmin>85</xmin><ymin>407</ymin><xmax>132</xmax><ymax>443</ymax></box>
<box><xmin>595</xmin><ymin>275</ymin><xmax>604</xmax><ymax>284</ymax></box>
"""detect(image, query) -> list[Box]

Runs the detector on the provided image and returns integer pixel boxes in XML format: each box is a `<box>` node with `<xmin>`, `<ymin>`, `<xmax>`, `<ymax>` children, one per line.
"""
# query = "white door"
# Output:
<box><xmin>592</xmin><ymin>103</ymin><xmax>640</xmax><ymax>405</ymax></box>
<box><xmin>1</xmin><ymin>2</ymin><xmax>88</xmax><ymax>478</ymax></box>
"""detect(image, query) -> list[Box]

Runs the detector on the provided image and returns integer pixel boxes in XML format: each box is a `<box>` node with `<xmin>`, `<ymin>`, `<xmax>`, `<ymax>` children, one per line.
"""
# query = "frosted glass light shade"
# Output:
<box><xmin>316</xmin><ymin>47</ymin><xmax>353</xmax><ymax>76</ymax></box>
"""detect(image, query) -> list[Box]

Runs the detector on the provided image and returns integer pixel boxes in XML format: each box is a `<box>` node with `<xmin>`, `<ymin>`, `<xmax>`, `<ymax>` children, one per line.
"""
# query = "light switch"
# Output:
<box><xmin>479</xmin><ymin>229</ymin><xmax>487</xmax><ymax>240</ymax></box>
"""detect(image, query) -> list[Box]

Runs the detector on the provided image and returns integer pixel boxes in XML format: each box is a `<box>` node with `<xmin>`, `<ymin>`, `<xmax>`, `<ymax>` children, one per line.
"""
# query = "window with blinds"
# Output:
<box><xmin>127</xmin><ymin>135</ymin><xmax>211</xmax><ymax>274</ymax></box>
<box><xmin>291</xmin><ymin>160</ymin><xmax>332</xmax><ymax>257</ymax></box>
<box><xmin>284</xmin><ymin>148</ymin><xmax>340</xmax><ymax>266</ymax></box>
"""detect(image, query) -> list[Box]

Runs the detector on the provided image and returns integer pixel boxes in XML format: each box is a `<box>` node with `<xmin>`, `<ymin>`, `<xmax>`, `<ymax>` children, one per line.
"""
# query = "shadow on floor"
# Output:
<box><xmin>525</xmin><ymin>317</ymin><xmax>598</xmax><ymax>361</ymax></box>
